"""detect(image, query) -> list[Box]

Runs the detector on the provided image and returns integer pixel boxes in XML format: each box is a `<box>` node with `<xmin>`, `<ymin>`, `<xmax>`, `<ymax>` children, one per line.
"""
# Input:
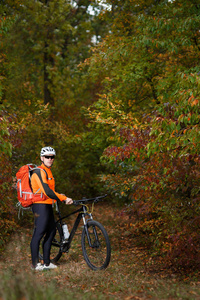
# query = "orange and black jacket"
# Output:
<box><xmin>30</xmin><ymin>163</ymin><xmax>66</xmax><ymax>204</ymax></box>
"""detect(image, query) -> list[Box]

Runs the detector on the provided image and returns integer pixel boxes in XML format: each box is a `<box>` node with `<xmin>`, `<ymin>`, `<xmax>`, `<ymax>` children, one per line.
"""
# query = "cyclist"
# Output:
<box><xmin>30</xmin><ymin>146</ymin><xmax>73</xmax><ymax>270</ymax></box>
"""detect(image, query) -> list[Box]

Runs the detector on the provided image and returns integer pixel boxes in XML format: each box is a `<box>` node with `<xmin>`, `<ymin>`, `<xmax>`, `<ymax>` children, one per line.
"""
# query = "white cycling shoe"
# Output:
<box><xmin>31</xmin><ymin>263</ymin><xmax>44</xmax><ymax>271</ymax></box>
<box><xmin>43</xmin><ymin>262</ymin><xmax>58</xmax><ymax>270</ymax></box>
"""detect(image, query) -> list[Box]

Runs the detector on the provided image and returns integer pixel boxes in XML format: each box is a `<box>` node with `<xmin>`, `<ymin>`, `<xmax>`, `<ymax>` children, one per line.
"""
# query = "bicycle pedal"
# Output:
<box><xmin>63</xmin><ymin>240</ymin><xmax>69</xmax><ymax>243</ymax></box>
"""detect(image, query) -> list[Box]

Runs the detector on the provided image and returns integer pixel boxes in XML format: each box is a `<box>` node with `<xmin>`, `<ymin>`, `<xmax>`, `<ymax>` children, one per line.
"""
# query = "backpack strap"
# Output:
<box><xmin>29</xmin><ymin>167</ymin><xmax>48</xmax><ymax>195</ymax></box>
<box><xmin>30</xmin><ymin>167</ymin><xmax>48</xmax><ymax>180</ymax></box>
<box><xmin>36</xmin><ymin>167</ymin><xmax>48</xmax><ymax>180</ymax></box>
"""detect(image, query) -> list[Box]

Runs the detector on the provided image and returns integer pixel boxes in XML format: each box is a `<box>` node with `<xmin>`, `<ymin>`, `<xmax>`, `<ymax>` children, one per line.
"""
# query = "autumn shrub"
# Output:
<box><xmin>0</xmin><ymin>154</ymin><xmax>17</xmax><ymax>251</ymax></box>
<box><xmin>129</xmin><ymin>153</ymin><xmax>200</xmax><ymax>267</ymax></box>
<box><xmin>0</xmin><ymin>109</ymin><xmax>19</xmax><ymax>251</ymax></box>
<box><xmin>100</xmin><ymin>109</ymin><xmax>200</xmax><ymax>269</ymax></box>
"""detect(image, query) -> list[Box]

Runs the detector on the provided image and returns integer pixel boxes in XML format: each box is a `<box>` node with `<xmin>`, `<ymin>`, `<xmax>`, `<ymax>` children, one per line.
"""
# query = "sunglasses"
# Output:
<box><xmin>44</xmin><ymin>155</ymin><xmax>55</xmax><ymax>159</ymax></box>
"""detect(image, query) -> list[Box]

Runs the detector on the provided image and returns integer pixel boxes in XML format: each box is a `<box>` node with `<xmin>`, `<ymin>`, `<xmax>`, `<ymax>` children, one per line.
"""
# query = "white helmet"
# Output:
<box><xmin>40</xmin><ymin>146</ymin><xmax>56</xmax><ymax>156</ymax></box>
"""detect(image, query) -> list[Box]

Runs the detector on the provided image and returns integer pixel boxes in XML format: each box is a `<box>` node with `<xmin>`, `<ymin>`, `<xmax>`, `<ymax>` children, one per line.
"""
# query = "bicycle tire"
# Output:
<box><xmin>81</xmin><ymin>220</ymin><xmax>111</xmax><ymax>271</ymax></box>
<box><xmin>39</xmin><ymin>222</ymin><xmax>63</xmax><ymax>263</ymax></box>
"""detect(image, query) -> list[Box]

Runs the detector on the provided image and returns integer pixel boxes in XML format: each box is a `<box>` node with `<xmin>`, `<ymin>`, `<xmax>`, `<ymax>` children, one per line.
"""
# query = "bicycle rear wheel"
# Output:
<box><xmin>39</xmin><ymin>222</ymin><xmax>63</xmax><ymax>263</ymax></box>
<box><xmin>81</xmin><ymin>220</ymin><xmax>111</xmax><ymax>270</ymax></box>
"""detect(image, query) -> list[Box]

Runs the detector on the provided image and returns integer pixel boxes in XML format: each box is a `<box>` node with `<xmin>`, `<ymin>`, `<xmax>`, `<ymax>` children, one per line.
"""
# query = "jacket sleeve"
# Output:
<box><xmin>31</xmin><ymin>169</ymin><xmax>66</xmax><ymax>202</ymax></box>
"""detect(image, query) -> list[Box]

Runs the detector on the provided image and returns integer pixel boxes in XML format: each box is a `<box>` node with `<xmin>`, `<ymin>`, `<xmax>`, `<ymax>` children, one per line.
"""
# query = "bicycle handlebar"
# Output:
<box><xmin>73</xmin><ymin>194</ymin><xmax>107</xmax><ymax>206</ymax></box>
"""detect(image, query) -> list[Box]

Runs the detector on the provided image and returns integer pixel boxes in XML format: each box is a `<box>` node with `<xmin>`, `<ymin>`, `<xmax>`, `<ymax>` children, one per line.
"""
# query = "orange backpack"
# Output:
<box><xmin>16</xmin><ymin>164</ymin><xmax>47</xmax><ymax>208</ymax></box>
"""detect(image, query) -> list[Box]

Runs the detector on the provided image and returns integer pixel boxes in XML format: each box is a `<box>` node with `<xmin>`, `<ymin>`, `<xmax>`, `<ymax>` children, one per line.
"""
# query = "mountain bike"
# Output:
<box><xmin>39</xmin><ymin>195</ymin><xmax>111</xmax><ymax>271</ymax></box>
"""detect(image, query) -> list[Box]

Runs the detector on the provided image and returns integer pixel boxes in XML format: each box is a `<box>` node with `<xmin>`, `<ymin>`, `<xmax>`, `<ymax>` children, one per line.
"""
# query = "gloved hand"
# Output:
<box><xmin>64</xmin><ymin>197</ymin><xmax>73</xmax><ymax>204</ymax></box>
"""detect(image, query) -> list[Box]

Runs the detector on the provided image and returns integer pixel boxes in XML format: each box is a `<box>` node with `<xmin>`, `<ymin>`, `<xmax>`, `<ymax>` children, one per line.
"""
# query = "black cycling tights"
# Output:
<box><xmin>30</xmin><ymin>203</ymin><xmax>56</xmax><ymax>267</ymax></box>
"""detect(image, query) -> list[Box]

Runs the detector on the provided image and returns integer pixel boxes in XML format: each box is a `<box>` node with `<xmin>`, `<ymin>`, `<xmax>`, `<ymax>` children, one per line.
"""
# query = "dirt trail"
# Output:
<box><xmin>0</xmin><ymin>203</ymin><xmax>123</xmax><ymax>284</ymax></box>
<box><xmin>1</xmin><ymin>203</ymin><xmax>200</xmax><ymax>299</ymax></box>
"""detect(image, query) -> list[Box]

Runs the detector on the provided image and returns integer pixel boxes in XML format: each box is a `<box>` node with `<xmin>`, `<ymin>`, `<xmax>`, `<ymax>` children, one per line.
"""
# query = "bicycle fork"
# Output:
<box><xmin>82</xmin><ymin>208</ymin><xmax>99</xmax><ymax>248</ymax></box>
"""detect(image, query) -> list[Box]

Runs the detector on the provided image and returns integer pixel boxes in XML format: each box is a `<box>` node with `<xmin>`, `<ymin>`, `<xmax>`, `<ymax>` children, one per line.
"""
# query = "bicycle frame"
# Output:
<box><xmin>53</xmin><ymin>201</ymin><xmax>93</xmax><ymax>252</ymax></box>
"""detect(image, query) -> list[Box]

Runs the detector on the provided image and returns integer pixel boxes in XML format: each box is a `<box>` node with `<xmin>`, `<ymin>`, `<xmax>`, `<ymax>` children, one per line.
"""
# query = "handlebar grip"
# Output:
<box><xmin>73</xmin><ymin>200</ymin><xmax>79</xmax><ymax>206</ymax></box>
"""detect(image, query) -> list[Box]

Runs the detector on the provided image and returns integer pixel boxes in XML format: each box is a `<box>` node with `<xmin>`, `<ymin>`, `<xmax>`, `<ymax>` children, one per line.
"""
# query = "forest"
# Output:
<box><xmin>1</xmin><ymin>0</ymin><xmax>200</xmax><ymax>272</ymax></box>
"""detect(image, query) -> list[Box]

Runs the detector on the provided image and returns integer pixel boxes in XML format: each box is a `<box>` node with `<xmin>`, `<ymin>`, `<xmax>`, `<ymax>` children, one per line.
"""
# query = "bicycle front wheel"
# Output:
<box><xmin>81</xmin><ymin>220</ymin><xmax>111</xmax><ymax>271</ymax></box>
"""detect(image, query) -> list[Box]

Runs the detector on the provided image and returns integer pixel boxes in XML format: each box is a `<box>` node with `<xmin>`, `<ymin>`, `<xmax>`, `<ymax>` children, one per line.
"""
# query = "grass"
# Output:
<box><xmin>1</xmin><ymin>203</ymin><xmax>200</xmax><ymax>299</ymax></box>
